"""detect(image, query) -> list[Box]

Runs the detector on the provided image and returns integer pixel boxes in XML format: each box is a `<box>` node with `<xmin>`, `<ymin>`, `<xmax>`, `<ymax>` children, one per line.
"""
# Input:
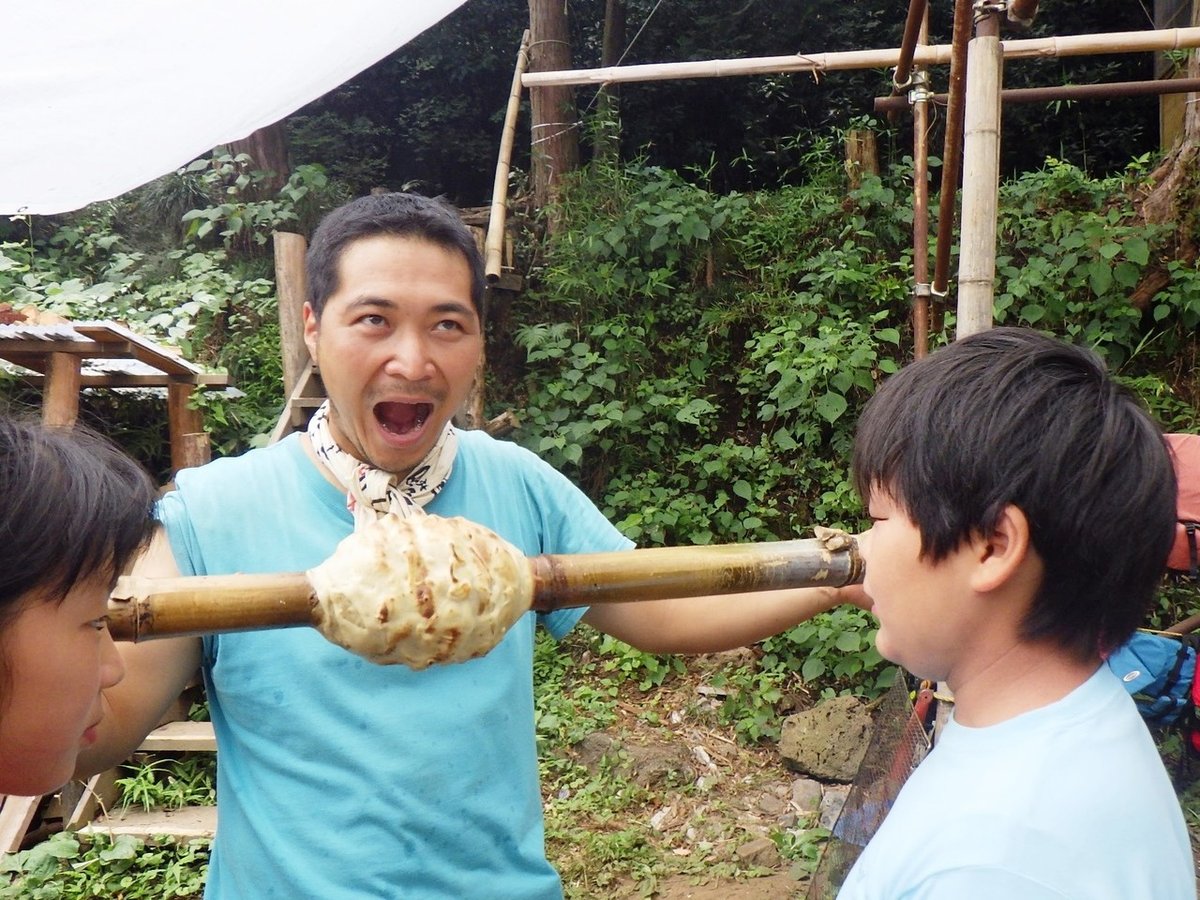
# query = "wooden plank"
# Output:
<box><xmin>168</xmin><ymin>382</ymin><xmax>207</xmax><ymax>475</ymax></box>
<box><xmin>19</xmin><ymin>372</ymin><xmax>230</xmax><ymax>388</ymax></box>
<box><xmin>74</xmin><ymin>322</ymin><xmax>201</xmax><ymax>376</ymax></box>
<box><xmin>138</xmin><ymin>720</ymin><xmax>217</xmax><ymax>752</ymax></box>
<box><xmin>80</xmin><ymin>805</ymin><xmax>217</xmax><ymax>841</ymax></box>
<box><xmin>0</xmin><ymin>795</ymin><xmax>41</xmax><ymax>853</ymax></box>
<box><xmin>66</xmin><ymin>771</ymin><xmax>120</xmax><ymax>830</ymax></box>
<box><xmin>41</xmin><ymin>352</ymin><xmax>81</xmax><ymax>427</ymax></box>
<box><xmin>0</xmin><ymin>340</ymin><xmax>132</xmax><ymax>359</ymax></box>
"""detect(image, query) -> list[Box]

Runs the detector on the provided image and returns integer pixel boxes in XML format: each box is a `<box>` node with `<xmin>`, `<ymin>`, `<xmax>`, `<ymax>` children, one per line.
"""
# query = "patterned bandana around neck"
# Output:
<box><xmin>306</xmin><ymin>400</ymin><xmax>457</xmax><ymax>530</ymax></box>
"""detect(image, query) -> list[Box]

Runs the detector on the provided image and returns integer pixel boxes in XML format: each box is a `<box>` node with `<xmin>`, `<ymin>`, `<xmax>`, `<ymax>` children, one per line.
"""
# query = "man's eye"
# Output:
<box><xmin>434</xmin><ymin>319</ymin><xmax>464</xmax><ymax>332</ymax></box>
<box><xmin>357</xmin><ymin>314</ymin><xmax>386</xmax><ymax>327</ymax></box>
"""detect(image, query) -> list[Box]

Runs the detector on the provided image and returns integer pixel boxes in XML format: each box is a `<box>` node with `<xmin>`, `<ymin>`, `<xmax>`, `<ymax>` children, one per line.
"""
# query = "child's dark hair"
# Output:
<box><xmin>0</xmin><ymin>414</ymin><xmax>156</xmax><ymax>617</ymax></box>
<box><xmin>305</xmin><ymin>192</ymin><xmax>485</xmax><ymax>320</ymax></box>
<box><xmin>852</xmin><ymin>327</ymin><xmax>1176</xmax><ymax>660</ymax></box>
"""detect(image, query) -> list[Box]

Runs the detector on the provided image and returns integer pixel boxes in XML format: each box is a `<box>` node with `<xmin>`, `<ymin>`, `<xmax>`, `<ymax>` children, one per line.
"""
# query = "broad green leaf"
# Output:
<box><xmin>814</xmin><ymin>391</ymin><xmax>848</xmax><ymax>424</ymax></box>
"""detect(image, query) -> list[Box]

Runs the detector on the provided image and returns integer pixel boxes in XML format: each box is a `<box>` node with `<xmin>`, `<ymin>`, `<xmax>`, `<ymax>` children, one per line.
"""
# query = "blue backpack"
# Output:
<box><xmin>1106</xmin><ymin>631</ymin><xmax>1198</xmax><ymax>727</ymax></box>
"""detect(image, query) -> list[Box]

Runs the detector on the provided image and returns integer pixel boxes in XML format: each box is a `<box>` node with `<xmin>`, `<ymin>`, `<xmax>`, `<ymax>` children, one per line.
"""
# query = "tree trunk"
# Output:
<box><xmin>228</xmin><ymin>121</ymin><xmax>291</xmax><ymax>196</ymax></box>
<box><xmin>1140</xmin><ymin>1</ymin><xmax>1200</xmax><ymax>234</ymax></box>
<box><xmin>528</xmin><ymin>0</ymin><xmax>580</xmax><ymax>216</ymax></box>
<box><xmin>594</xmin><ymin>0</ymin><xmax>626</xmax><ymax>164</ymax></box>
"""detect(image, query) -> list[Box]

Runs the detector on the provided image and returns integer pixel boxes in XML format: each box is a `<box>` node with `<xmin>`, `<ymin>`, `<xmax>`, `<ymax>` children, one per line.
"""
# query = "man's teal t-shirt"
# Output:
<box><xmin>158</xmin><ymin>430</ymin><xmax>633</xmax><ymax>899</ymax></box>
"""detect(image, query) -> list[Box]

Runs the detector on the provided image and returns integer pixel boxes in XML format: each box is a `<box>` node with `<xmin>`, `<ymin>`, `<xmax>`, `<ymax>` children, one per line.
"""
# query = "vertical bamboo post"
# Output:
<box><xmin>274</xmin><ymin>231</ymin><xmax>310</xmax><ymax>399</ymax></box>
<box><xmin>910</xmin><ymin>10</ymin><xmax>932</xmax><ymax>359</ymax></box>
<box><xmin>41</xmin><ymin>352</ymin><xmax>81</xmax><ymax>427</ymax></box>
<box><xmin>486</xmin><ymin>30</ymin><xmax>531</xmax><ymax>283</ymax></box>
<box><xmin>956</xmin><ymin>8</ymin><xmax>1003</xmax><ymax>339</ymax></box>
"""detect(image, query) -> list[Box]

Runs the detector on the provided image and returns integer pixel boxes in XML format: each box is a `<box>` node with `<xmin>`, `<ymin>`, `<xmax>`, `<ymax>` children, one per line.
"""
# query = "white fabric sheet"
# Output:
<box><xmin>0</xmin><ymin>1</ymin><xmax>468</xmax><ymax>215</ymax></box>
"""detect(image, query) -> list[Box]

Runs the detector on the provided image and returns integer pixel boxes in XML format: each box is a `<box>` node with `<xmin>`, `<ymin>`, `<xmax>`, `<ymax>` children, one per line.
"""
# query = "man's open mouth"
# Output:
<box><xmin>375</xmin><ymin>401</ymin><xmax>432</xmax><ymax>435</ymax></box>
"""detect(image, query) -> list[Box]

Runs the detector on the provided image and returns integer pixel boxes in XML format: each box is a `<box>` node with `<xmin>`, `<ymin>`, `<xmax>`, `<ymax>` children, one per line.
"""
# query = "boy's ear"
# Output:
<box><xmin>969</xmin><ymin>503</ymin><xmax>1035</xmax><ymax>594</ymax></box>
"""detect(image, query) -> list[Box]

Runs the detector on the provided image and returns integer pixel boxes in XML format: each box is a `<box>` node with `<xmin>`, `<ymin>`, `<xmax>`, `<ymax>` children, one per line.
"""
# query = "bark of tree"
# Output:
<box><xmin>528</xmin><ymin>0</ymin><xmax>580</xmax><ymax>216</ymax></box>
<box><xmin>594</xmin><ymin>0</ymin><xmax>627</xmax><ymax>164</ymax></box>
<box><xmin>227</xmin><ymin>121</ymin><xmax>291</xmax><ymax>196</ymax></box>
<box><xmin>1140</xmin><ymin>1</ymin><xmax>1199</xmax><ymax>234</ymax></box>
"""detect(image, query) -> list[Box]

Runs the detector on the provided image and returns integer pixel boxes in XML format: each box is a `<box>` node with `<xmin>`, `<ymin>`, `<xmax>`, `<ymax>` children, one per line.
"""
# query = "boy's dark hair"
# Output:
<box><xmin>0</xmin><ymin>414</ymin><xmax>156</xmax><ymax>617</ymax></box>
<box><xmin>852</xmin><ymin>327</ymin><xmax>1176</xmax><ymax>660</ymax></box>
<box><xmin>305</xmin><ymin>192</ymin><xmax>485</xmax><ymax>320</ymax></box>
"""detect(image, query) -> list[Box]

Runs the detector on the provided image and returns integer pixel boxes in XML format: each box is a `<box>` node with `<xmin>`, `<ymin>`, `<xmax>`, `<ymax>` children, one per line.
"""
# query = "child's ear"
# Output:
<box><xmin>969</xmin><ymin>503</ymin><xmax>1034</xmax><ymax>594</ymax></box>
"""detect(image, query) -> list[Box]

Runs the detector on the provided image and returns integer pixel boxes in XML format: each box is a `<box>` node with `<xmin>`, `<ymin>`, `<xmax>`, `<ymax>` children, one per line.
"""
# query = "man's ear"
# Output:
<box><xmin>969</xmin><ymin>504</ymin><xmax>1034</xmax><ymax>594</ymax></box>
<box><xmin>302</xmin><ymin>302</ymin><xmax>319</xmax><ymax>362</ymax></box>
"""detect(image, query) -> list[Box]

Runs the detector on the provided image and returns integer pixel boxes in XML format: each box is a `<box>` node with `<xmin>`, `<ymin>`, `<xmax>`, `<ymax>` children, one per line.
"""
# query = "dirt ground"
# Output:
<box><xmin>562</xmin><ymin>649</ymin><xmax>1200</xmax><ymax>899</ymax></box>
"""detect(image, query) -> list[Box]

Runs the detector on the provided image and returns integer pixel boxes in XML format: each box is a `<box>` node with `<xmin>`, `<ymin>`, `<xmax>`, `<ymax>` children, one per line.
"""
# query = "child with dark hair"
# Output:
<box><xmin>839</xmin><ymin>327</ymin><xmax>1194</xmax><ymax>898</ymax></box>
<box><xmin>0</xmin><ymin>413</ymin><xmax>156</xmax><ymax>795</ymax></box>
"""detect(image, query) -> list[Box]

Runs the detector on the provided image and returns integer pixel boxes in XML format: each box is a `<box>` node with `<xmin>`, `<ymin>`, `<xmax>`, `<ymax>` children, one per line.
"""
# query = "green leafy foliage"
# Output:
<box><xmin>0</xmin><ymin>833</ymin><xmax>208</xmax><ymax>899</ymax></box>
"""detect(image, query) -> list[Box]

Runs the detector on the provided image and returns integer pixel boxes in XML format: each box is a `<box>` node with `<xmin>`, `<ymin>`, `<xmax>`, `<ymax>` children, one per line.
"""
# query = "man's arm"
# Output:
<box><xmin>75</xmin><ymin>527</ymin><xmax>203</xmax><ymax>778</ymax></box>
<box><xmin>581</xmin><ymin>583</ymin><xmax>869</xmax><ymax>654</ymax></box>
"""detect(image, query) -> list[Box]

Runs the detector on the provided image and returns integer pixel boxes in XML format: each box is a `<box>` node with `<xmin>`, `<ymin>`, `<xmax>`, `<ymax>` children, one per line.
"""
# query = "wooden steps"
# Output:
<box><xmin>79</xmin><ymin>805</ymin><xmax>217</xmax><ymax>841</ymax></box>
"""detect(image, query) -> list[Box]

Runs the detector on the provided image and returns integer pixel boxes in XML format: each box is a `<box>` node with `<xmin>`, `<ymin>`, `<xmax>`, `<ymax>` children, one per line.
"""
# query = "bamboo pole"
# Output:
<box><xmin>486</xmin><ymin>30</ymin><xmax>531</xmax><ymax>283</ymax></box>
<box><xmin>107</xmin><ymin>537</ymin><xmax>863</xmax><ymax>642</ymax></box>
<box><xmin>956</xmin><ymin>9</ymin><xmax>1004</xmax><ymax>339</ymax></box>
<box><xmin>910</xmin><ymin>10</ymin><xmax>932</xmax><ymax>359</ymax></box>
<box><xmin>521</xmin><ymin>28</ymin><xmax>1200</xmax><ymax>88</ymax></box>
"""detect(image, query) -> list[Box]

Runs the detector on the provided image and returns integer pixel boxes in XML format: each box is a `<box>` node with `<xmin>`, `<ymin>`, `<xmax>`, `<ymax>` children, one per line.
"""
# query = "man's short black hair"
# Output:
<box><xmin>852</xmin><ymin>326</ymin><xmax>1176</xmax><ymax>660</ymax></box>
<box><xmin>305</xmin><ymin>192</ymin><xmax>485</xmax><ymax>319</ymax></box>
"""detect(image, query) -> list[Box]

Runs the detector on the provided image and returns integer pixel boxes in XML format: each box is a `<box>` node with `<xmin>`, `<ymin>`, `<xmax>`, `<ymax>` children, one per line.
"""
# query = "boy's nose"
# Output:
<box><xmin>99</xmin><ymin>627</ymin><xmax>126</xmax><ymax>690</ymax></box>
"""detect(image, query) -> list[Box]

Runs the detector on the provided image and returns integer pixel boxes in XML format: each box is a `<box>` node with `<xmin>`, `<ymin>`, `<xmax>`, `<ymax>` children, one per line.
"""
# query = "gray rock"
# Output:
<box><xmin>735</xmin><ymin>836</ymin><xmax>781</xmax><ymax>868</ymax></box>
<box><xmin>818</xmin><ymin>784</ymin><xmax>851</xmax><ymax>831</ymax></box>
<box><xmin>778</xmin><ymin>695</ymin><xmax>873</xmax><ymax>782</ymax></box>
<box><xmin>789</xmin><ymin>777</ymin><xmax>824</xmax><ymax>816</ymax></box>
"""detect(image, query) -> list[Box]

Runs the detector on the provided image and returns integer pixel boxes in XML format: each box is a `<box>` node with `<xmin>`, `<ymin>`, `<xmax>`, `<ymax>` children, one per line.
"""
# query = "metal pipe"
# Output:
<box><xmin>1007</xmin><ymin>0</ymin><xmax>1040</xmax><ymax>27</ymax></box>
<box><xmin>893</xmin><ymin>0</ymin><xmax>930</xmax><ymax>91</ymax></box>
<box><xmin>932</xmin><ymin>0</ymin><xmax>974</xmax><ymax>298</ymax></box>
<box><xmin>875</xmin><ymin>76</ymin><xmax>1200</xmax><ymax>113</ymax></box>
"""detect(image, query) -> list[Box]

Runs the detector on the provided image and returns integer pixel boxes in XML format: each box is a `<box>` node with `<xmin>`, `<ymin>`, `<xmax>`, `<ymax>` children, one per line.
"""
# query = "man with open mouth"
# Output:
<box><xmin>77</xmin><ymin>191</ymin><xmax>867</xmax><ymax>899</ymax></box>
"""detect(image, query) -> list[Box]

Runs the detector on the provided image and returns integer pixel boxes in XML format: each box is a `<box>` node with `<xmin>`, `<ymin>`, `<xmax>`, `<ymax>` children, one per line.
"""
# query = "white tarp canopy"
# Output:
<box><xmin>0</xmin><ymin>1</ymin><xmax>468</xmax><ymax>215</ymax></box>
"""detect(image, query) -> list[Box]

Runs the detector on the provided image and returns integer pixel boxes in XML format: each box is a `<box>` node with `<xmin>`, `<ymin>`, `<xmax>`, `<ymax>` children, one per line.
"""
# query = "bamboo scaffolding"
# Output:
<box><xmin>521</xmin><ymin>28</ymin><xmax>1200</xmax><ymax>88</ymax></box>
<box><xmin>485</xmin><ymin>30</ymin><xmax>531</xmax><ymax>283</ymax></box>
<box><xmin>957</xmin><ymin>10</ymin><xmax>1004</xmax><ymax>338</ymax></box>
<box><xmin>106</xmin><ymin>537</ymin><xmax>864</xmax><ymax>643</ymax></box>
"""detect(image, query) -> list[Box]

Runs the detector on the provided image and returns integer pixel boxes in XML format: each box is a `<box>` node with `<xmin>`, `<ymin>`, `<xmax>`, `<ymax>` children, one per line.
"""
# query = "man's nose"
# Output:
<box><xmin>382</xmin><ymin>330</ymin><xmax>435</xmax><ymax>380</ymax></box>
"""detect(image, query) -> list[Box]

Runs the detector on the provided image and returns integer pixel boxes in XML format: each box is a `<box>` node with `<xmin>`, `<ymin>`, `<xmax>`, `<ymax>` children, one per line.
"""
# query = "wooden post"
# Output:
<box><xmin>168</xmin><ymin>382</ymin><xmax>208</xmax><ymax>474</ymax></box>
<box><xmin>527</xmin><ymin>0</ymin><xmax>580</xmax><ymax>216</ymax></box>
<box><xmin>844</xmin><ymin>130</ymin><xmax>879</xmax><ymax>189</ymax></box>
<box><xmin>956</xmin><ymin>9</ymin><xmax>1003</xmax><ymax>339</ymax></box>
<box><xmin>41</xmin><ymin>352</ymin><xmax>81</xmax><ymax>427</ymax></box>
<box><xmin>274</xmin><ymin>231</ymin><xmax>310</xmax><ymax>399</ymax></box>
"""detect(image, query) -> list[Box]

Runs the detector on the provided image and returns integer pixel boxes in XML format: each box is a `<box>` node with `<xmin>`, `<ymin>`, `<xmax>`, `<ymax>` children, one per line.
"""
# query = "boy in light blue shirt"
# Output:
<box><xmin>839</xmin><ymin>327</ymin><xmax>1194</xmax><ymax>899</ymax></box>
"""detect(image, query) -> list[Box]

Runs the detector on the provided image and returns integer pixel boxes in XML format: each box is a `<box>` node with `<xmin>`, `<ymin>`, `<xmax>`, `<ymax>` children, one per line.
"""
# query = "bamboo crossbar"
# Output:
<box><xmin>106</xmin><ymin>538</ymin><xmax>863</xmax><ymax>643</ymax></box>
<box><xmin>521</xmin><ymin>28</ymin><xmax>1200</xmax><ymax>88</ymax></box>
